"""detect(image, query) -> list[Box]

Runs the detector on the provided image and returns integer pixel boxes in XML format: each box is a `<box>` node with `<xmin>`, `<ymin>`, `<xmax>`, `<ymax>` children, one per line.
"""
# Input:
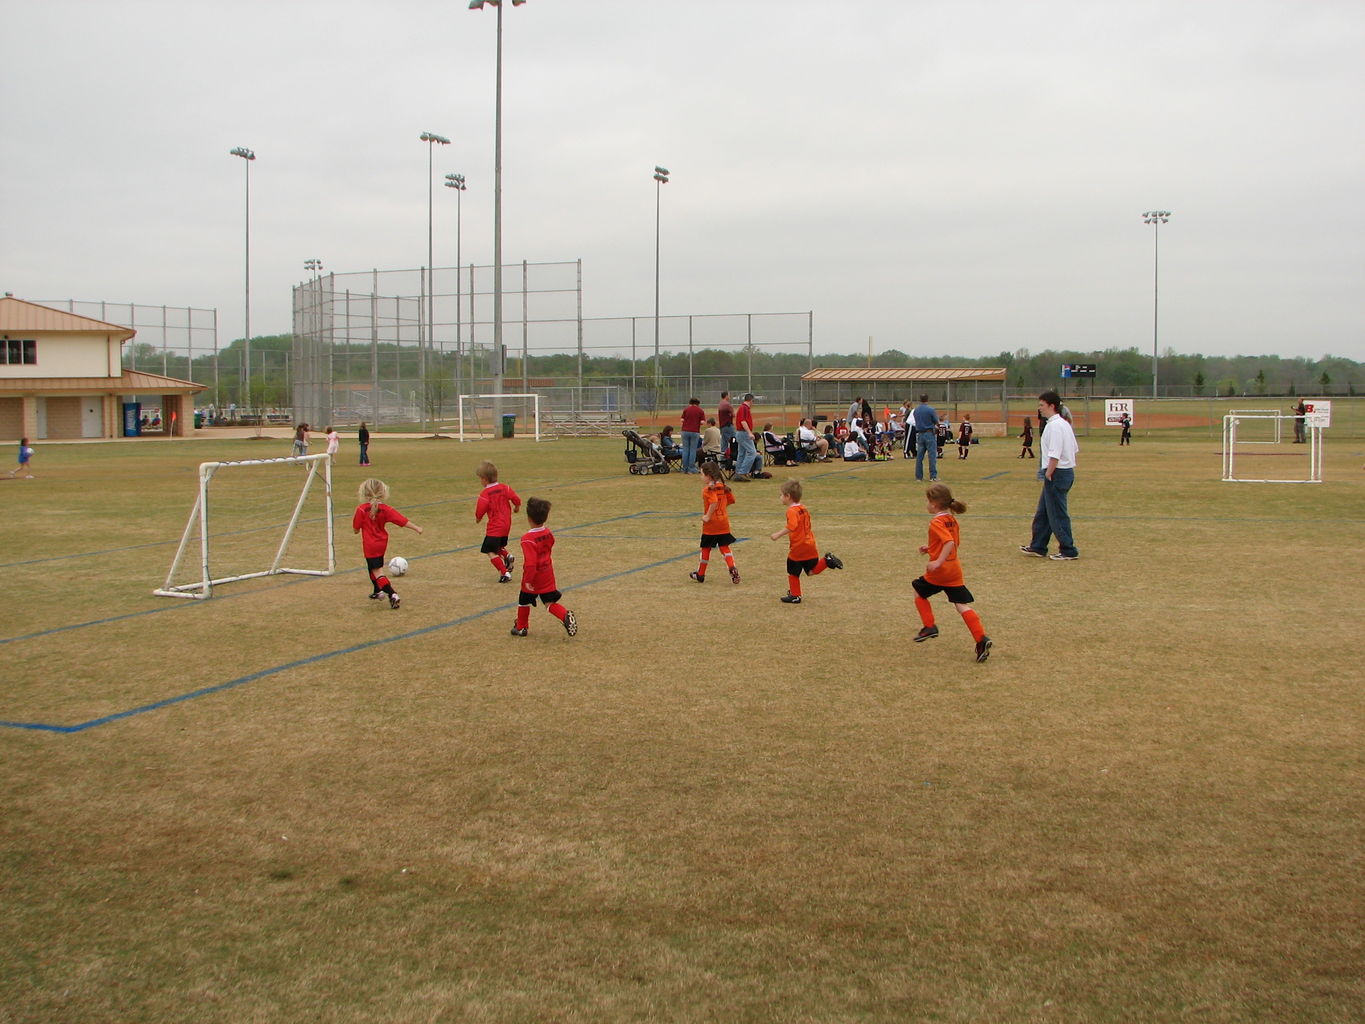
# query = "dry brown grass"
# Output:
<box><xmin>1</xmin><ymin>432</ymin><xmax>1362</xmax><ymax>1023</ymax></box>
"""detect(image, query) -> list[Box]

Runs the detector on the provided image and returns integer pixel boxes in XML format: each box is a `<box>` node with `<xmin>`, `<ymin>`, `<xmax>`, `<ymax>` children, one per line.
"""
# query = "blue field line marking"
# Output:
<box><xmin>980</xmin><ymin>471</ymin><xmax>1011</xmax><ymax>480</ymax></box>
<box><xmin>0</xmin><ymin>547</ymin><xmax>701</xmax><ymax>735</ymax></box>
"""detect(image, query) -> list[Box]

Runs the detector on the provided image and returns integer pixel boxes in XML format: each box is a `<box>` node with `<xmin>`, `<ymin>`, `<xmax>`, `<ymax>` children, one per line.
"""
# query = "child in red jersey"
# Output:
<box><xmin>769</xmin><ymin>478</ymin><xmax>842</xmax><ymax>604</ymax></box>
<box><xmin>352</xmin><ymin>478</ymin><xmax>423</xmax><ymax>609</ymax></box>
<box><xmin>511</xmin><ymin>497</ymin><xmax>577</xmax><ymax>638</ymax></box>
<box><xmin>474</xmin><ymin>460</ymin><xmax>521</xmax><ymax>583</ymax></box>
<box><xmin>690</xmin><ymin>460</ymin><xmax>741</xmax><ymax>584</ymax></box>
<box><xmin>912</xmin><ymin>482</ymin><xmax>992</xmax><ymax>661</ymax></box>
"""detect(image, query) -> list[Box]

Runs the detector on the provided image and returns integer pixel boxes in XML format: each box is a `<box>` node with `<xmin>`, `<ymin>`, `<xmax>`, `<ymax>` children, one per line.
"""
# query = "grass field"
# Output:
<box><xmin>2</xmin><ymin>428</ymin><xmax>1362</xmax><ymax>1023</ymax></box>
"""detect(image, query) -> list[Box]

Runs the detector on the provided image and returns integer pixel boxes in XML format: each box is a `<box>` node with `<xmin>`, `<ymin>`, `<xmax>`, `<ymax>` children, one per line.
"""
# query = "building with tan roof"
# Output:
<box><xmin>0</xmin><ymin>296</ymin><xmax>206</xmax><ymax>440</ymax></box>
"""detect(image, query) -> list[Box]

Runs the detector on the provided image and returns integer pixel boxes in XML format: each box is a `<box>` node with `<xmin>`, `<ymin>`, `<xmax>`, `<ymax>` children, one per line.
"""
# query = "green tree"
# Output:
<box><xmin>1320</xmin><ymin>371</ymin><xmax>1331</xmax><ymax>395</ymax></box>
<box><xmin>1255</xmin><ymin>369</ymin><xmax>1266</xmax><ymax>395</ymax></box>
<box><xmin>1193</xmin><ymin>371</ymin><xmax>1205</xmax><ymax>396</ymax></box>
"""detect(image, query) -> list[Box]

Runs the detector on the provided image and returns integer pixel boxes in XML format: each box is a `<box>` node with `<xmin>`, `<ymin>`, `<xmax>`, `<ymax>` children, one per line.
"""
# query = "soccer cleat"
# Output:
<box><xmin>975</xmin><ymin>636</ymin><xmax>993</xmax><ymax>662</ymax></box>
<box><xmin>499</xmin><ymin>572</ymin><xmax>513</xmax><ymax>583</ymax></box>
<box><xmin>505</xmin><ymin>553</ymin><xmax>514</xmax><ymax>572</ymax></box>
<box><xmin>369</xmin><ymin>592</ymin><xmax>383</xmax><ymax>600</ymax></box>
<box><xmin>914</xmin><ymin>625</ymin><xmax>939</xmax><ymax>642</ymax></box>
<box><xmin>563</xmin><ymin>610</ymin><xmax>578</xmax><ymax>636</ymax></box>
<box><xmin>823</xmin><ymin>552</ymin><xmax>843</xmax><ymax>570</ymax></box>
<box><xmin>388</xmin><ymin>593</ymin><xmax>401</xmax><ymax>610</ymax></box>
<box><xmin>689</xmin><ymin>571</ymin><xmax>705</xmax><ymax>583</ymax></box>
<box><xmin>510</xmin><ymin>627</ymin><xmax>528</xmax><ymax>637</ymax></box>
<box><xmin>729</xmin><ymin>566</ymin><xmax>741</xmax><ymax>584</ymax></box>
<box><xmin>1048</xmin><ymin>552</ymin><xmax>1079</xmax><ymax>560</ymax></box>
<box><xmin>780</xmin><ymin>593</ymin><xmax>802</xmax><ymax>604</ymax></box>
<box><xmin>1019</xmin><ymin>546</ymin><xmax>1046</xmax><ymax>557</ymax></box>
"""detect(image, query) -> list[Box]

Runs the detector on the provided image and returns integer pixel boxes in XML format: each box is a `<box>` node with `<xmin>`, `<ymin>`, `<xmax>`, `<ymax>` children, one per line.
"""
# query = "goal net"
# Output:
<box><xmin>1227</xmin><ymin>408</ymin><xmax>1282</xmax><ymax>444</ymax></box>
<box><xmin>154</xmin><ymin>454</ymin><xmax>336</xmax><ymax>599</ymax></box>
<box><xmin>454</xmin><ymin>393</ymin><xmax>544</xmax><ymax>442</ymax></box>
<box><xmin>1222</xmin><ymin>414</ymin><xmax>1322</xmax><ymax>484</ymax></box>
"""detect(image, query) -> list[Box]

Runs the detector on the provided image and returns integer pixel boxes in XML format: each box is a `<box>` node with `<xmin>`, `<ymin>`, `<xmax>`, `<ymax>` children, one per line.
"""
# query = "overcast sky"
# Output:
<box><xmin>4</xmin><ymin>0</ymin><xmax>1362</xmax><ymax>360</ymax></box>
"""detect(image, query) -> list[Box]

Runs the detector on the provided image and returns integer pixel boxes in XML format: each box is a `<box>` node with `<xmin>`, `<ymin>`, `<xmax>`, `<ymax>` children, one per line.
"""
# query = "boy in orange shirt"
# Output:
<box><xmin>690</xmin><ymin>460</ymin><xmax>740</xmax><ymax>583</ymax></box>
<box><xmin>769</xmin><ymin>478</ymin><xmax>842</xmax><ymax>604</ymax></box>
<box><xmin>912</xmin><ymin>483</ymin><xmax>992</xmax><ymax>661</ymax></box>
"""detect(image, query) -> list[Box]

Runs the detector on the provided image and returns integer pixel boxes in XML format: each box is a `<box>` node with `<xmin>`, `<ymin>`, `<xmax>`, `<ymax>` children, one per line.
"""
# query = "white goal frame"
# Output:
<box><xmin>1222</xmin><ymin>414</ymin><xmax>1323</xmax><ymax>484</ymax></box>
<box><xmin>1227</xmin><ymin>408</ymin><xmax>1282</xmax><ymax>444</ymax></box>
<box><xmin>154</xmin><ymin>454</ymin><xmax>336</xmax><ymax>599</ymax></box>
<box><xmin>456</xmin><ymin>393</ymin><xmax>543</xmax><ymax>442</ymax></box>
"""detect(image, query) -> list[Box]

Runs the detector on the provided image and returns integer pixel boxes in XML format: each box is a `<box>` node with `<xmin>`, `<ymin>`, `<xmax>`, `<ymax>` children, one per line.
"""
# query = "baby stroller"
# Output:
<box><xmin>623</xmin><ymin>429</ymin><xmax>671</xmax><ymax>474</ymax></box>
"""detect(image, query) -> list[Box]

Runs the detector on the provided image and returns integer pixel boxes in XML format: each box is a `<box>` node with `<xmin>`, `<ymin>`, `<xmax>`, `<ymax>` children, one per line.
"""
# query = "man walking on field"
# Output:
<box><xmin>1020</xmin><ymin>390</ymin><xmax>1080</xmax><ymax>561</ymax></box>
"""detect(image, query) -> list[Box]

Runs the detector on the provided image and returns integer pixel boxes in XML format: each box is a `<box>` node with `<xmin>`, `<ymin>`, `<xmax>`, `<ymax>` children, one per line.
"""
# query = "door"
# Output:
<box><xmin>82</xmin><ymin>398</ymin><xmax>103</xmax><ymax>438</ymax></box>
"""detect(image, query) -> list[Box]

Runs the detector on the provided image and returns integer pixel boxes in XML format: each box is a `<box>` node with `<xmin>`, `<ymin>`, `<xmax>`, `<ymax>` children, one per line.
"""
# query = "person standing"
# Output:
<box><xmin>848</xmin><ymin>396</ymin><xmax>861</xmax><ymax>427</ymax></box>
<box><xmin>680</xmin><ymin>397</ymin><xmax>706</xmax><ymax>474</ymax></box>
<box><xmin>717</xmin><ymin>391</ymin><xmax>735</xmax><ymax>450</ymax></box>
<box><xmin>956</xmin><ymin>415</ymin><xmax>973</xmax><ymax>460</ymax></box>
<box><xmin>1119</xmin><ymin>412</ymin><xmax>1132</xmax><ymax>446</ymax></box>
<box><xmin>1020</xmin><ymin>391</ymin><xmax>1080</xmax><ymax>561</ymax></box>
<box><xmin>1292</xmin><ymin>399</ymin><xmax>1307</xmax><ymax>443</ymax></box>
<box><xmin>732</xmin><ymin>393</ymin><xmax>763</xmax><ymax>481</ymax></box>
<box><xmin>358</xmin><ymin>421</ymin><xmax>371</xmax><ymax>466</ymax></box>
<box><xmin>911</xmin><ymin>395</ymin><xmax>939</xmax><ymax>482</ymax></box>
<box><xmin>324</xmin><ymin>425</ymin><xmax>340</xmax><ymax>462</ymax></box>
<box><xmin>1018</xmin><ymin>416</ymin><xmax>1035</xmax><ymax>459</ymax></box>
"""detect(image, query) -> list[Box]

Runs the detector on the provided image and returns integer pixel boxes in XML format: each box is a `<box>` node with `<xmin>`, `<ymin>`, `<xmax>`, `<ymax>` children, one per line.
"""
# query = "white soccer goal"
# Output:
<box><xmin>455</xmin><ymin>393</ymin><xmax>544</xmax><ymax>442</ymax></box>
<box><xmin>1227</xmin><ymin>408</ymin><xmax>1282</xmax><ymax>444</ymax></box>
<box><xmin>1222</xmin><ymin>414</ymin><xmax>1322</xmax><ymax>484</ymax></box>
<box><xmin>154</xmin><ymin>454</ymin><xmax>336</xmax><ymax>599</ymax></box>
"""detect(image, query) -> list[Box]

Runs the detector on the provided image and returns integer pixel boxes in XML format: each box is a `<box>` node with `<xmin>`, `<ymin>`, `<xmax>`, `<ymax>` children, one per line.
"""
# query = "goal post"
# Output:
<box><xmin>455</xmin><ymin>393</ymin><xmax>543</xmax><ymax>442</ymax></box>
<box><xmin>1222</xmin><ymin>414</ymin><xmax>1323</xmax><ymax>484</ymax></box>
<box><xmin>1226</xmin><ymin>408</ymin><xmax>1282</xmax><ymax>444</ymax></box>
<box><xmin>154</xmin><ymin>454</ymin><xmax>336</xmax><ymax>599</ymax></box>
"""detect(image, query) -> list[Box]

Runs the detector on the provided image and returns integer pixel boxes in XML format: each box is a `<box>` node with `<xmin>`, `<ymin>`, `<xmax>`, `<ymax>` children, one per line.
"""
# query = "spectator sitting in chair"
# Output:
<box><xmin>798</xmin><ymin>418</ymin><xmax>830</xmax><ymax>462</ymax></box>
<box><xmin>659</xmin><ymin>425</ymin><xmax>680</xmax><ymax>455</ymax></box>
<box><xmin>701</xmin><ymin>417</ymin><xmax>723</xmax><ymax>459</ymax></box>
<box><xmin>762</xmin><ymin>424</ymin><xmax>799</xmax><ymax>467</ymax></box>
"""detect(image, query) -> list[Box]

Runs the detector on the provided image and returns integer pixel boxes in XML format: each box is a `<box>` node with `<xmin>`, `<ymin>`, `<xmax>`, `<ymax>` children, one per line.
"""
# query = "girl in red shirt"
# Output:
<box><xmin>690</xmin><ymin>460</ymin><xmax>740</xmax><ymax>584</ymax></box>
<box><xmin>912</xmin><ymin>483</ymin><xmax>992</xmax><ymax>661</ymax></box>
<box><xmin>352</xmin><ymin>478</ymin><xmax>423</xmax><ymax>609</ymax></box>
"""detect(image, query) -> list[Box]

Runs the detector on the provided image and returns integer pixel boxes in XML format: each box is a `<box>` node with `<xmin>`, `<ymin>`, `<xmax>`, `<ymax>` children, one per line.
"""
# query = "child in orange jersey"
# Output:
<box><xmin>511</xmin><ymin>497</ymin><xmax>577</xmax><ymax>638</ymax></box>
<box><xmin>690</xmin><ymin>460</ymin><xmax>741</xmax><ymax>584</ymax></box>
<box><xmin>474</xmin><ymin>460</ymin><xmax>521</xmax><ymax>583</ymax></box>
<box><xmin>769</xmin><ymin>478</ymin><xmax>842</xmax><ymax>604</ymax></box>
<box><xmin>912</xmin><ymin>482</ymin><xmax>992</xmax><ymax>661</ymax></box>
<box><xmin>352</xmin><ymin>478</ymin><xmax>423</xmax><ymax>610</ymax></box>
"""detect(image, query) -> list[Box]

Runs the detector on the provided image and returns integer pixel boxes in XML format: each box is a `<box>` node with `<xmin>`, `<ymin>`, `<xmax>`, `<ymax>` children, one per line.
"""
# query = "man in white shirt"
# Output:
<box><xmin>1020</xmin><ymin>390</ymin><xmax>1080</xmax><ymax>560</ymax></box>
<box><xmin>797</xmin><ymin>418</ymin><xmax>829</xmax><ymax>461</ymax></box>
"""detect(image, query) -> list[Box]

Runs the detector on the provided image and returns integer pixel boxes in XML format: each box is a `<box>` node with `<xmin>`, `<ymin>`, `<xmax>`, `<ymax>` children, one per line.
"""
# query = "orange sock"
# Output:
<box><xmin>812</xmin><ymin>557</ymin><xmax>827</xmax><ymax>574</ymax></box>
<box><xmin>960</xmin><ymin>608</ymin><xmax>985</xmax><ymax>642</ymax></box>
<box><xmin>914</xmin><ymin>595</ymin><xmax>935</xmax><ymax>628</ymax></box>
<box><xmin>697</xmin><ymin>549</ymin><xmax>710</xmax><ymax>577</ymax></box>
<box><xmin>720</xmin><ymin>546</ymin><xmax>736</xmax><ymax>569</ymax></box>
<box><xmin>787</xmin><ymin>574</ymin><xmax>802</xmax><ymax>597</ymax></box>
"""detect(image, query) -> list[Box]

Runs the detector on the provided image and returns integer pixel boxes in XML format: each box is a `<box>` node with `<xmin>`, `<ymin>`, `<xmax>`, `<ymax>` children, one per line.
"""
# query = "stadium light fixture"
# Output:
<box><xmin>1142</xmin><ymin>210</ymin><xmax>1172</xmax><ymax>400</ymax></box>
<box><xmin>468</xmin><ymin>0</ymin><xmax>526</xmax><ymax>433</ymax></box>
<box><xmin>654</xmin><ymin>167</ymin><xmax>670</xmax><ymax>386</ymax></box>
<box><xmin>230</xmin><ymin>147</ymin><xmax>256</xmax><ymax>411</ymax></box>
<box><xmin>445</xmin><ymin>173</ymin><xmax>468</xmax><ymax>397</ymax></box>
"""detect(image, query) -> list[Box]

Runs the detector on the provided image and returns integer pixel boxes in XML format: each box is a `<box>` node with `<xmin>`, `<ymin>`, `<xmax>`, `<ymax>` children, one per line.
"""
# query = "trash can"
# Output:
<box><xmin>194</xmin><ymin>411</ymin><xmax>204</xmax><ymax>429</ymax></box>
<box><xmin>501</xmin><ymin>413</ymin><xmax>516</xmax><ymax>439</ymax></box>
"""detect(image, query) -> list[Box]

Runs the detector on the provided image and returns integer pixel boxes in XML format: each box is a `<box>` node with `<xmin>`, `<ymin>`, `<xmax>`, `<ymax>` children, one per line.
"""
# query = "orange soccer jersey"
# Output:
<box><xmin>702</xmin><ymin>481</ymin><xmax>735</xmax><ymax>535</ymax></box>
<box><xmin>923</xmin><ymin>512</ymin><xmax>964</xmax><ymax>587</ymax></box>
<box><xmin>785</xmin><ymin>503</ymin><xmax>818</xmax><ymax>560</ymax></box>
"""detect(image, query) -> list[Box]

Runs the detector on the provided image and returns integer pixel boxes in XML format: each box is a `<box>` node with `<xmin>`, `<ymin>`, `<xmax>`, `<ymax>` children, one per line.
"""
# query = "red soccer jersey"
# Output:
<box><xmin>702</xmin><ymin>480</ymin><xmax>735</xmax><ymax>536</ymax></box>
<box><xmin>924</xmin><ymin>512</ymin><xmax>964</xmax><ymax>587</ymax></box>
<box><xmin>785</xmin><ymin>503</ymin><xmax>818</xmax><ymax>560</ymax></box>
<box><xmin>353</xmin><ymin>503</ymin><xmax>408</xmax><ymax>558</ymax></box>
<box><xmin>519</xmin><ymin>526</ymin><xmax>558</xmax><ymax>594</ymax></box>
<box><xmin>475</xmin><ymin>481</ymin><xmax>521</xmax><ymax>537</ymax></box>
<box><xmin>680</xmin><ymin>404</ymin><xmax>706</xmax><ymax>433</ymax></box>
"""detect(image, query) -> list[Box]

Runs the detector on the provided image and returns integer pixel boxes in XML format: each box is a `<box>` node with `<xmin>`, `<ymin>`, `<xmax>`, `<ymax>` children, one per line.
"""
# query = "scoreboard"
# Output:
<box><xmin>1061</xmin><ymin>363</ymin><xmax>1097</xmax><ymax>379</ymax></box>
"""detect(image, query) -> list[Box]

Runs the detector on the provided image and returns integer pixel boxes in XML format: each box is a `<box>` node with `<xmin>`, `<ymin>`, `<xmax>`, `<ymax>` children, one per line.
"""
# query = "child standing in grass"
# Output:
<box><xmin>1018</xmin><ymin>416</ymin><xmax>1034</xmax><ymax>459</ymax></box>
<box><xmin>475</xmin><ymin>460</ymin><xmax>521</xmax><ymax>583</ymax></box>
<box><xmin>690</xmin><ymin>460</ymin><xmax>740</xmax><ymax>584</ymax></box>
<box><xmin>512</xmin><ymin>497</ymin><xmax>577</xmax><ymax>638</ymax></box>
<box><xmin>6</xmin><ymin>438</ymin><xmax>35</xmax><ymax>479</ymax></box>
<box><xmin>352</xmin><ymin>478</ymin><xmax>423</xmax><ymax>609</ymax></box>
<box><xmin>912</xmin><ymin>483</ymin><xmax>992</xmax><ymax>662</ymax></box>
<box><xmin>769</xmin><ymin>478</ymin><xmax>842</xmax><ymax>604</ymax></box>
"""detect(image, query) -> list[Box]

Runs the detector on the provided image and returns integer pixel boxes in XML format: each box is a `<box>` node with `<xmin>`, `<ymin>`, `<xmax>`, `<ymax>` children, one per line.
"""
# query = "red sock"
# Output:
<box><xmin>960</xmin><ymin>608</ymin><xmax>985</xmax><ymax>642</ymax></box>
<box><xmin>373</xmin><ymin>573</ymin><xmax>393</xmax><ymax>595</ymax></box>
<box><xmin>547</xmin><ymin>603</ymin><xmax>568</xmax><ymax>622</ymax></box>
<box><xmin>515</xmin><ymin>606</ymin><xmax>531</xmax><ymax>629</ymax></box>
<box><xmin>490</xmin><ymin>555</ymin><xmax>507</xmax><ymax>574</ymax></box>
<box><xmin>812</xmin><ymin>558</ymin><xmax>827</xmax><ymax>574</ymax></box>
<box><xmin>788</xmin><ymin>574</ymin><xmax>802</xmax><ymax>597</ymax></box>
<box><xmin>719</xmin><ymin>546</ymin><xmax>736</xmax><ymax>569</ymax></box>
<box><xmin>697</xmin><ymin>549</ymin><xmax>710</xmax><ymax>577</ymax></box>
<box><xmin>914</xmin><ymin>595</ymin><xmax>935</xmax><ymax>628</ymax></box>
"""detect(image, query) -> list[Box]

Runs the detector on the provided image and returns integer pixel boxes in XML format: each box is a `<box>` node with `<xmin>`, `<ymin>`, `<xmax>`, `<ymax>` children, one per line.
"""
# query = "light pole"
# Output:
<box><xmin>230</xmin><ymin>146</ymin><xmax>255</xmax><ymax>412</ymax></box>
<box><xmin>444</xmin><ymin>172</ymin><xmax>467</xmax><ymax>399</ymax></box>
<box><xmin>653</xmin><ymin>166</ymin><xmax>670</xmax><ymax>395</ymax></box>
<box><xmin>305</xmin><ymin>259</ymin><xmax>324</xmax><ymax>420</ymax></box>
<box><xmin>1142</xmin><ymin>210</ymin><xmax>1171</xmax><ymax>400</ymax></box>
<box><xmin>420</xmin><ymin>132</ymin><xmax>450</xmax><ymax>434</ymax></box>
<box><xmin>469</xmin><ymin>0</ymin><xmax>526</xmax><ymax>434</ymax></box>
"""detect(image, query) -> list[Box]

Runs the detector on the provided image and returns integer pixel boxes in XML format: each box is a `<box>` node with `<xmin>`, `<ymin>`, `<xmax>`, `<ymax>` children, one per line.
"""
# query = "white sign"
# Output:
<box><xmin>1303</xmin><ymin>399</ymin><xmax>1332</xmax><ymax>428</ymax></box>
<box><xmin>1105</xmin><ymin>399</ymin><xmax>1135</xmax><ymax>427</ymax></box>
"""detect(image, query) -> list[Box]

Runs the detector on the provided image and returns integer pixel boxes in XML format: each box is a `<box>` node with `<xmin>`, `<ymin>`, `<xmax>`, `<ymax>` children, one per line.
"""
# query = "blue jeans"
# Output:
<box><xmin>1029</xmin><ymin>467</ymin><xmax>1077</xmax><ymax>557</ymax></box>
<box><xmin>734</xmin><ymin>431</ymin><xmax>762</xmax><ymax>476</ymax></box>
<box><xmin>720</xmin><ymin>424</ymin><xmax>736</xmax><ymax>452</ymax></box>
<box><xmin>681</xmin><ymin>430</ymin><xmax>701</xmax><ymax>473</ymax></box>
<box><xmin>914</xmin><ymin>429</ymin><xmax>938</xmax><ymax>480</ymax></box>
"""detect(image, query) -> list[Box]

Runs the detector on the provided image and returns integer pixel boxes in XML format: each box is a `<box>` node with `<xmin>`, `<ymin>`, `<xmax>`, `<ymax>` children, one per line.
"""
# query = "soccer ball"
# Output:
<box><xmin>389</xmin><ymin>556</ymin><xmax>408</xmax><ymax>576</ymax></box>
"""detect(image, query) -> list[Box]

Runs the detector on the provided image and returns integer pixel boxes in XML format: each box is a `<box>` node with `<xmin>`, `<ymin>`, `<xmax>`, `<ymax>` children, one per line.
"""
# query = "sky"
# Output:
<box><xmin>3</xmin><ymin>0</ymin><xmax>1363</xmax><ymax>361</ymax></box>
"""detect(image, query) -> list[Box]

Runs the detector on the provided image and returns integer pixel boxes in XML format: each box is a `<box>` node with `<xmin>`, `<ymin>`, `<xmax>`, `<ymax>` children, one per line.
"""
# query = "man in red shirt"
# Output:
<box><xmin>717</xmin><ymin>391</ymin><xmax>735</xmax><ymax>450</ymax></box>
<box><xmin>679</xmin><ymin>397</ymin><xmax>706</xmax><ymax>474</ymax></box>
<box><xmin>732</xmin><ymin>393</ymin><xmax>763</xmax><ymax>481</ymax></box>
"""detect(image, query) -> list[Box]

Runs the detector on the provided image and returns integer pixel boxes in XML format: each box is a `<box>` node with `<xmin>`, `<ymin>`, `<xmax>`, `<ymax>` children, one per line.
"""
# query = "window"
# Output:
<box><xmin>3</xmin><ymin>339</ymin><xmax>37</xmax><ymax>365</ymax></box>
